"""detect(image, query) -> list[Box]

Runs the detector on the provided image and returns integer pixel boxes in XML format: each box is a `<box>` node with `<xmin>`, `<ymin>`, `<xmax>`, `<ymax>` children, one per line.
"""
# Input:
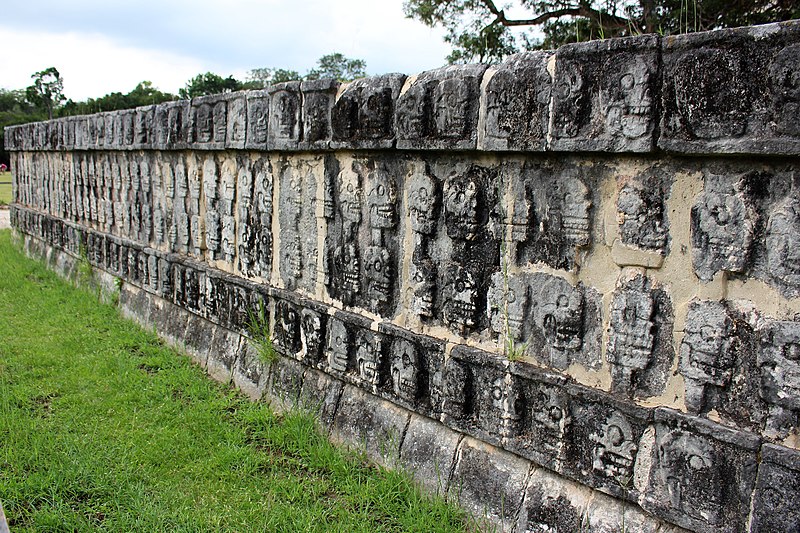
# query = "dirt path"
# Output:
<box><xmin>0</xmin><ymin>209</ymin><xmax>9</xmax><ymax>230</ymax></box>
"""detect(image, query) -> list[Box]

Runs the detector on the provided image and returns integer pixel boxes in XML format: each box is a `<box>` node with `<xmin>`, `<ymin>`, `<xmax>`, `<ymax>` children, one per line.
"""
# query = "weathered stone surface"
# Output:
<box><xmin>267</xmin><ymin>82</ymin><xmax>301</xmax><ymax>150</ymax></box>
<box><xmin>266</xmin><ymin>356</ymin><xmax>305</xmax><ymax>412</ymax></box>
<box><xmin>751</xmin><ymin>443</ymin><xmax>800</xmax><ymax>533</ymax></box>
<box><xmin>398</xmin><ymin>414</ymin><xmax>461</xmax><ymax>496</ymax></box>
<box><xmin>480</xmin><ymin>51</ymin><xmax>553</xmax><ymax>152</ymax></box>
<box><xmin>153</xmin><ymin>100</ymin><xmax>190</xmax><ymax>149</ymax></box>
<box><xmin>300</xmin><ymin>79</ymin><xmax>339</xmax><ymax>149</ymax></box>
<box><xmin>206</xmin><ymin>326</ymin><xmax>241</xmax><ymax>383</ymax></box>
<box><xmin>758</xmin><ymin>318</ymin><xmax>800</xmax><ymax>439</ymax></box>
<box><xmin>331</xmin><ymin>385</ymin><xmax>410</xmax><ymax>468</ymax></box>
<box><xmin>232</xmin><ymin>341</ymin><xmax>269</xmax><ymax>401</ymax></box>
<box><xmin>583</xmin><ymin>492</ymin><xmax>662</xmax><ymax>533</ymax></box>
<box><xmin>642</xmin><ymin>408</ymin><xmax>760</xmax><ymax>533</ymax></box>
<box><xmin>245</xmin><ymin>90</ymin><xmax>269</xmax><ymax>150</ymax></box>
<box><xmin>550</xmin><ymin>35</ymin><xmax>659</xmax><ymax>152</ymax></box>
<box><xmin>396</xmin><ymin>64</ymin><xmax>487</xmax><ymax>151</ymax></box>
<box><xmin>331</xmin><ymin>73</ymin><xmax>406</xmax><ymax>149</ymax></box>
<box><xmin>298</xmin><ymin>367</ymin><xmax>343</xmax><ymax>430</ymax></box>
<box><xmin>190</xmin><ymin>94</ymin><xmax>228</xmax><ymax>150</ymax></box>
<box><xmin>660</xmin><ymin>20</ymin><xmax>800</xmax><ymax>155</ymax></box>
<box><xmin>514</xmin><ymin>468</ymin><xmax>590</xmax><ymax>533</ymax></box>
<box><xmin>617</xmin><ymin>169</ymin><xmax>670</xmax><ymax>254</ymax></box>
<box><xmin>449</xmin><ymin>437</ymin><xmax>530</xmax><ymax>530</ymax></box>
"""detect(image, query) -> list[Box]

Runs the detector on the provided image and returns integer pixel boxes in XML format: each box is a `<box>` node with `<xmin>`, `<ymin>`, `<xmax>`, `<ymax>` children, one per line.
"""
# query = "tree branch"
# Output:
<box><xmin>478</xmin><ymin>0</ymin><xmax>631</xmax><ymax>28</ymax></box>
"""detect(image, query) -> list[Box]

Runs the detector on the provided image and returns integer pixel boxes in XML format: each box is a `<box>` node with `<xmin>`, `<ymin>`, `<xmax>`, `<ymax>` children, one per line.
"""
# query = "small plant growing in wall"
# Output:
<box><xmin>245</xmin><ymin>300</ymin><xmax>277</xmax><ymax>364</ymax></box>
<box><xmin>77</xmin><ymin>243</ymin><xmax>93</xmax><ymax>286</ymax></box>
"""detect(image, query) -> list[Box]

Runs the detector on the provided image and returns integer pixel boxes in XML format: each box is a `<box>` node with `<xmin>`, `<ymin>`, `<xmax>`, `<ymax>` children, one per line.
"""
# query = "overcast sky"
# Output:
<box><xmin>1</xmin><ymin>0</ymin><xmax>452</xmax><ymax>101</ymax></box>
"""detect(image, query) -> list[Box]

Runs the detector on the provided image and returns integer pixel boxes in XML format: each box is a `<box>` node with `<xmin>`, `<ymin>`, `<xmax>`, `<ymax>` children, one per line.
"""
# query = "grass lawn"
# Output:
<box><xmin>0</xmin><ymin>230</ymin><xmax>470</xmax><ymax>532</ymax></box>
<box><xmin>0</xmin><ymin>172</ymin><xmax>11</xmax><ymax>205</ymax></box>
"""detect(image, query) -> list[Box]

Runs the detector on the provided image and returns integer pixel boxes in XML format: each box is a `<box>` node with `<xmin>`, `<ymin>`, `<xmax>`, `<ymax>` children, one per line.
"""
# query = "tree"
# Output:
<box><xmin>403</xmin><ymin>0</ymin><xmax>800</xmax><ymax>63</ymax></box>
<box><xmin>178</xmin><ymin>72</ymin><xmax>244</xmax><ymax>99</ymax></box>
<box><xmin>246</xmin><ymin>68</ymin><xmax>302</xmax><ymax>87</ymax></box>
<box><xmin>306</xmin><ymin>53</ymin><xmax>367</xmax><ymax>82</ymax></box>
<box><xmin>25</xmin><ymin>67</ymin><xmax>65</xmax><ymax>120</ymax></box>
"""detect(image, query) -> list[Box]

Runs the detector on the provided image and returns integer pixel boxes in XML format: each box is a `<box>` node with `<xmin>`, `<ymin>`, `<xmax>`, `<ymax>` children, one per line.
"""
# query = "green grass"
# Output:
<box><xmin>0</xmin><ymin>230</ymin><xmax>470</xmax><ymax>532</ymax></box>
<box><xmin>0</xmin><ymin>172</ymin><xmax>11</xmax><ymax>205</ymax></box>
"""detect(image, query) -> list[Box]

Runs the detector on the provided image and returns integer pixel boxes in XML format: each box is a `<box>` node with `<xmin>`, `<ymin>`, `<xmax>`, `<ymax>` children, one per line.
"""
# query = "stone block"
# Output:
<box><xmin>266</xmin><ymin>355</ymin><xmax>306</xmax><ymax>413</ymax></box>
<box><xmin>751</xmin><ymin>443</ymin><xmax>800</xmax><ymax>533</ymax></box>
<box><xmin>244</xmin><ymin>89</ymin><xmax>269</xmax><ymax>150</ymax></box>
<box><xmin>331</xmin><ymin>385</ymin><xmax>410</xmax><ymax>469</ymax></box>
<box><xmin>550</xmin><ymin>35</ymin><xmax>660</xmax><ymax>152</ymax></box>
<box><xmin>153</xmin><ymin>100</ymin><xmax>190</xmax><ymax>149</ymax></box>
<box><xmin>583</xmin><ymin>491</ymin><xmax>661</xmax><ymax>533</ymax></box>
<box><xmin>189</xmin><ymin>94</ymin><xmax>228</xmax><ymax>149</ymax></box>
<box><xmin>480</xmin><ymin>51</ymin><xmax>553</xmax><ymax>152</ymax></box>
<box><xmin>331</xmin><ymin>73</ymin><xmax>406</xmax><ymax>149</ymax></box>
<box><xmin>641</xmin><ymin>408</ymin><xmax>760</xmax><ymax>533</ymax></box>
<box><xmin>449</xmin><ymin>436</ymin><xmax>530</xmax><ymax>530</ymax></box>
<box><xmin>206</xmin><ymin>326</ymin><xmax>241</xmax><ymax>384</ymax></box>
<box><xmin>398</xmin><ymin>413</ymin><xmax>461</xmax><ymax>496</ymax></box>
<box><xmin>267</xmin><ymin>81</ymin><xmax>301</xmax><ymax>150</ymax></box>
<box><xmin>298</xmin><ymin>367</ymin><xmax>343</xmax><ymax>430</ymax></box>
<box><xmin>514</xmin><ymin>468</ymin><xmax>590</xmax><ymax>533</ymax></box>
<box><xmin>232</xmin><ymin>341</ymin><xmax>269</xmax><ymax>402</ymax></box>
<box><xmin>615</xmin><ymin>167</ymin><xmax>671</xmax><ymax>255</ymax></box>
<box><xmin>224</xmin><ymin>91</ymin><xmax>247</xmax><ymax>149</ymax></box>
<box><xmin>300</xmin><ymin>79</ymin><xmax>339</xmax><ymax>149</ymax></box>
<box><xmin>183</xmin><ymin>313</ymin><xmax>212</xmax><ymax>367</ymax></box>
<box><xmin>660</xmin><ymin>20</ymin><xmax>800</xmax><ymax>155</ymax></box>
<box><xmin>396</xmin><ymin>64</ymin><xmax>487</xmax><ymax>151</ymax></box>
<box><xmin>757</xmin><ymin>318</ymin><xmax>800</xmax><ymax>438</ymax></box>
<box><xmin>133</xmin><ymin>105</ymin><xmax>155</xmax><ymax>149</ymax></box>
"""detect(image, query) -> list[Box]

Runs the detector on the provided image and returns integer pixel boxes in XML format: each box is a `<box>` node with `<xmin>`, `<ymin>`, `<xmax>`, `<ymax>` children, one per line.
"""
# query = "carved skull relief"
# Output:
<box><xmin>434</xmin><ymin>77</ymin><xmax>470</xmax><ymax>138</ymax></box>
<box><xmin>591</xmin><ymin>412</ymin><xmax>638</xmax><ymax>482</ymax></box>
<box><xmin>325</xmin><ymin>318</ymin><xmax>350</xmax><ymax>373</ymax></box>
<box><xmin>408</xmin><ymin>169</ymin><xmax>440</xmax><ymax>235</ymax></box>
<box><xmin>364</xmin><ymin>245</ymin><xmax>392</xmax><ymax>307</ymax></box>
<box><xmin>443</xmin><ymin>265</ymin><xmax>478</xmax><ymax>336</ymax></box>
<box><xmin>444</xmin><ymin>171</ymin><xmax>480</xmax><ymax>241</ymax></box>
<box><xmin>390</xmin><ymin>339</ymin><xmax>420</xmax><ymax>402</ymax></box>
<box><xmin>409</xmin><ymin>254</ymin><xmax>436</xmax><ymax>319</ymax></box>
<box><xmin>300</xmin><ymin>309</ymin><xmax>324</xmax><ymax>363</ymax></box>
<box><xmin>766</xmin><ymin>194</ymin><xmax>800</xmax><ymax>290</ymax></box>
<box><xmin>366</xmin><ymin>166</ymin><xmax>398</xmax><ymax>229</ymax></box>
<box><xmin>487</xmin><ymin>272</ymin><xmax>530</xmax><ymax>342</ymax></box>
<box><xmin>770</xmin><ymin>44</ymin><xmax>800</xmax><ymax>135</ymax></box>
<box><xmin>337</xmin><ymin>164</ymin><xmax>363</xmax><ymax>225</ymax></box>
<box><xmin>356</xmin><ymin>330</ymin><xmax>382</xmax><ymax>387</ymax></box>
<box><xmin>537</xmin><ymin>277</ymin><xmax>584</xmax><ymax>368</ymax></box>
<box><xmin>603</xmin><ymin>55</ymin><xmax>653</xmax><ymax>139</ymax></box>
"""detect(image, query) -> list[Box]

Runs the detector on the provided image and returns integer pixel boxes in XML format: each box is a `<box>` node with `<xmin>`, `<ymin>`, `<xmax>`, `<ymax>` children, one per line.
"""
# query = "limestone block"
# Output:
<box><xmin>757</xmin><ymin>319</ymin><xmax>800</xmax><ymax>439</ymax></box>
<box><xmin>331</xmin><ymin>384</ymin><xmax>410</xmax><ymax>469</ymax></box>
<box><xmin>561</xmin><ymin>383</ymin><xmax>652</xmax><ymax>502</ymax></box>
<box><xmin>583</xmin><ymin>492</ymin><xmax>662</xmax><ymax>533</ymax></box>
<box><xmin>331</xmin><ymin>73</ymin><xmax>406</xmax><ymax>149</ymax></box>
<box><xmin>298</xmin><ymin>367</ymin><xmax>343</xmax><ymax>430</ymax></box>
<box><xmin>550</xmin><ymin>35</ymin><xmax>660</xmax><ymax>152</ymax></box>
<box><xmin>480</xmin><ymin>51</ymin><xmax>553</xmax><ymax>152</ymax></box>
<box><xmin>224</xmin><ymin>91</ymin><xmax>247</xmax><ymax>149</ymax></box>
<box><xmin>750</xmin><ymin>443</ymin><xmax>800</xmax><ymax>532</ymax></box>
<box><xmin>396</xmin><ymin>64</ymin><xmax>487</xmax><ymax>151</ymax></box>
<box><xmin>244</xmin><ymin>89</ymin><xmax>269</xmax><ymax>150</ymax></box>
<box><xmin>206</xmin><ymin>326</ymin><xmax>240</xmax><ymax>384</ymax></box>
<box><xmin>641</xmin><ymin>408</ymin><xmax>760</xmax><ymax>533</ymax></box>
<box><xmin>189</xmin><ymin>94</ymin><xmax>227</xmax><ymax>150</ymax></box>
<box><xmin>267</xmin><ymin>81</ymin><xmax>301</xmax><ymax>150</ymax></box>
<box><xmin>182</xmin><ymin>313</ymin><xmax>212</xmax><ymax>367</ymax></box>
<box><xmin>300</xmin><ymin>78</ymin><xmax>339</xmax><ymax>150</ymax></box>
<box><xmin>660</xmin><ymin>20</ymin><xmax>800</xmax><ymax>155</ymax></box>
<box><xmin>515</xmin><ymin>467</ymin><xmax>590</xmax><ymax>533</ymax></box>
<box><xmin>133</xmin><ymin>105</ymin><xmax>155</xmax><ymax>149</ymax></box>
<box><xmin>232</xmin><ymin>341</ymin><xmax>269</xmax><ymax>402</ymax></box>
<box><xmin>398</xmin><ymin>413</ymin><xmax>461</xmax><ymax>496</ymax></box>
<box><xmin>449</xmin><ymin>437</ymin><xmax>530</xmax><ymax>530</ymax></box>
<box><xmin>267</xmin><ymin>356</ymin><xmax>306</xmax><ymax>413</ymax></box>
<box><xmin>153</xmin><ymin>100</ymin><xmax>190</xmax><ymax>149</ymax></box>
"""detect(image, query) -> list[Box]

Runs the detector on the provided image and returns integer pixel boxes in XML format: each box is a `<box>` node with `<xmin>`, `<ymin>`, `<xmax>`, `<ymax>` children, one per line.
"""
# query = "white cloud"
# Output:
<box><xmin>0</xmin><ymin>26</ymin><xmax>210</xmax><ymax>100</ymax></box>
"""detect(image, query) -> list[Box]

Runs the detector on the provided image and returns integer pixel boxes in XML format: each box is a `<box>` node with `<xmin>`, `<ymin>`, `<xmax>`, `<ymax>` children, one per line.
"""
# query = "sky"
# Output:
<box><xmin>0</xmin><ymin>0</ymin><xmax>453</xmax><ymax>101</ymax></box>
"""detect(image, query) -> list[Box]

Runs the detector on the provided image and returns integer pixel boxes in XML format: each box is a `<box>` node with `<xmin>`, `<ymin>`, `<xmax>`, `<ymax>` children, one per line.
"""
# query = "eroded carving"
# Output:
<box><xmin>766</xmin><ymin>193</ymin><xmax>800</xmax><ymax>292</ymax></box>
<box><xmin>325</xmin><ymin>317</ymin><xmax>350</xmax><ymax>373</ymax></box>
<box><xmin>770</xmin><ymin>44</ymin><xmax>800</xmax><ymax>136</ymax></box>
<box><xmin>487</xmin><ymin>272</ymin><xmax>530</xmax><ymax>342</ymax></box>
<box><xmin>591</xmin><ymin>411</ymin><xmax>638</xmax><ymax>483</ymax></box>
<box><xmin>658</xmin><ymin>430</ymin><xmax>720</xmax><ymax>525</ymax></box>
<box><xmin>617</xmin><ymin>176</ymin><xmax>668</xmax><ymax>251</ymax></box>
<box><xmin>443</xmin><ymin>264</ymin><xmax>477</xmax><ymax>336</ymax></box>
<box><xmin>607</xmin><ymin>275</ymin><xmax>655</xmax><ymax>396</ymax></box>
<box><xmin>758</xmin><ymin>320</ymin><xmax>800</xmax><ymax>437</ymax></box>
<box><xmin>356</xmin><ymin>330</ymin><xmax>383</xmax><ymax>388</ymax></box>
<box><xmin>602</xmin><ymin>55</ymin><xmax>654</xmax><ymax>140</ymax></box>
<box><xmin>535</xmin><ymin>277</ymin><xmax>584</xmax><ymax>369</ymax></box>
<box><xmin>390</xmin><ymin>338</ymin><xmax>419</xmax><ymax>402</ymax></box>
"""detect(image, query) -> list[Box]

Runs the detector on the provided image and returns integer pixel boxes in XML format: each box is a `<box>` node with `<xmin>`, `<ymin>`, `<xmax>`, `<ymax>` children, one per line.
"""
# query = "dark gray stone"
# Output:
<box><xmin>206</xmin><ymin>326</ymin><xmax>241</xmax><ymax>383</ymax></box>
<box><xmin>232</xmin><ymin>341</ymin><xmax>269</xmax><ymax>401</ymax></box>
<box><xmin>481</xmin><ymin>51</ymin><xmax>553</xmax><ymax>151</ymax></box>
<box><xmin>398</xmin><ymin>414</ymin><xmax>461</xmax><ymax>496</ymax></box>
<box><xmin>607</xmin><ymin>274</ymin><xmax>674</xmax><ymax>399</ymax></box>
<box><xmin>751</xmin><ymin>443</ymin><xmax>800</xmax><ymax>533</ymax></box>
<box><xmin>266</xmin><ymin>356</ymin><xmax>305</xmax><ymax>412</ymax></box>
<box><xmin>550</xmin><ymin>35</ymin><xmax>659</xmax><ymax>152</ymax></box>
<box><xmin>642</xmin><ymin>408</ymin><xmax>760</xmax><ymax>533</ymax></box>
<box><xmin>617</xmin><ymin>169</ymin><xmax>671</xmax><ymax>253</ymax></box>
<box><xmin>190</xmin><ymin>94</ymin><xmax>227</xmax><ymax>150</ymax></box>
<box><xmin>758</xmin><ymin>319</ymin><xmax>800</xmax><ymax>438</ymax></box>
<box><xmin>765</xmin><ymin>190</ymin><xmax>800</xmax><ymax>298</ymax></box>
<box><xmin>153</xmin><ymin>100</ymin><xmax>190</xmax><ymax>149</ymax></box>
<box><xmin>300</xmin><ymin>79</ymin><xmax>339</xmax><ymax>149</ymax></box>
<box><xmin>583</xmin><ymin>492</ymin><xmax>662</xmax><ymax>533</ymax></box>
<box><xmin>331</xmin><ymin>73</ymin><xmax>406</xmax><ymax>149</ymax></box>
<box><xmin>273</xmin><ymin>298</ymin><xmax>301</xmax><ymax>358</ymax></box>
<box><xmin>514</xmin><ymin>468</ymin><xmax>590</xmax><ymax>533</ymax></box>
<box><xmin>449</xmin><ymin>436</ymin><xmax>530</xmax><ymax>530</ymax></box>
<box><xmin>183</xmin><ymin>313</ymin><xmax>212</xmax><ymax>367</ymax></box>
<box><xmin>133</xmin><ymin>105</ymin><xmax>155</xmax><ymax>149</ymax></box>
<box><xmin>331</xmin><ymin>385</ymin><xmax>410</xmax><ymax>468</ymax></box>
<box><xmin>660</xmin><ymin>21</ymin><xmax>800</xmax><ymax>155</ymax></box>
<box><xmin>396</xmin><ymin>64</ymin><xmax>488</xmax><ymax>151</ymax></box>
<box><xmin>245</xmin><ymin>90</ymin><xmax>269</xmax><ymax>150</ymax></box>
<box><xmin>267</xmin><ymin>82</ymin><xmax>301</xmax><ymax>150</ymax></box>
<box><xmin>298</xmin><ymin>367</ymin><xmax>343</xmax><ymax>430</ymax></box>
<box><xmin>562</xmin><ymin>383</ymin><xmax>652</xmax><ymax>501</ymax></box>
<box><xmin>224</xmin><ymin>92</ymin><xmax>247</xmax><ymax>149</ymax></box>
<box><xmin>277</xmin><ymin>156</ymin><xmax>318</xmax><ymax>293</ymax></box>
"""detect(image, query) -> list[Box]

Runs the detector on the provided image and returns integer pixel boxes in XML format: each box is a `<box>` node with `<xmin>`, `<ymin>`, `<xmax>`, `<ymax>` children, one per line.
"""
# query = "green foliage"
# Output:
<box><xmin>306</xmin><ymin>53</ymin><xmax>367</xmax><ymax>82</ymax></box>
<box><xmin>62</xmin><ymin>81</ymin><xmax>176</xmax><ymax>116</ymax></box>
<box><xmin>0</xmin><ymin>174</ymin><xmax>11</xmax><ymax>206</ymax></box>
<box><xmin>25</xmin><ymin>67</ymin><xmax>65</xmax><ymax>120</ymax></box>
<box><xmin>404</xmin><ymin>0</ymin><xmax>800</xmax><ymax>63</ymax></box>
<box><xmin>246</xmin><ymin>67</ymin><xmax>303</xmax><ymax>87</ymax></box>
<box><xmin>0</xmin><ymin>231</ymin><xmax>469</xmax><ymax>532</ymax></box>
<box><xmin>245</xmin><ymin>300</ymin><xmax>277</xmax><ymax>364</ymax></box>
<box><xmin>178</xmin><ymin>72</ymin><xmax>246</xmax><ymax>99</ymax></box>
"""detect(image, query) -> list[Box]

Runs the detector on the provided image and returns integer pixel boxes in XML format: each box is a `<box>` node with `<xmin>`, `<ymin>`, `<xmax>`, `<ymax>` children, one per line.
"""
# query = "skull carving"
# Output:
<box><xmin>273</xmin><ymin>91</ymin><xmax>298</xmax><ymax>140</ymax></box>
<box><xmin>538</xmin><ymin>278</ymin><xmax>584</xmax><ymax>368</ymax></box>
<box><xmin>692</xmin><ymin>185</ymin><xmax>754</xmax><ymax>279</ymax></box>
<box><xmin>356</xmin><ymin>330</ymin><xmax>382</xmax><ymax>387</ymax></box>
<box><xmin>487</xmin><ymin>272</ymin><xmax>530</xmax><ymax>342</ymax></box>
<box><xmin>679</xmin><ymin>301</ymin><xmax>735</xmax><ymax>413</ymax></box>
<box><xmin>770</xmin><ymin>44</ymin><xmax>800</xmax><ymax>135</ymax></box>
<box><xmin>205</xmin><ymin>211</ymin><xmax>221</xmax><ymax>255</ymax></box>
<box><xmin>560</xmin><ymin>174</ymin><xmax>591</xmax><ymax>246</ymax></box>
<box><xmin>212</xmin><ymin>101</ymin><xmax>226</xmax><ymax>142</ymax></box>
<box><xmin>607</xmin><ymin>276</ymin><xmax>655</xmax><ymax>372</ymax></box>
<box><xmin>391</xmin><ymin>339</ymin><xmax>420</xmax><ymax>402</ymax></box>
<box><xmin>434</xmin><ymin>77</ymin><xmax>470</xmax><ymax>138</ymax></box>
<box><xmin>409</xmin><ymin>254</ymin><xmax>436</xmax><ymax>319</ymax></box>
<box><xmin>396</xmin><ymin>82</ymin><xmax>428</xmax><ymax>138</ymax></box>
<box><xmin>443</xmin><ymin>357</ymin><xmax>470</xmax><ymax>419</ymax></box>
<box><xmin>195</xmin><ymin>103</ymin><xmax>213</xmax><ymax>143</ymax></box>
<box><xmin>220</xmin><ymin>169</ymin><xmax>236</xmax><ymax>215</ymax></box>
<box><xmin>658</xmin><ymin>431</ymin><xmax>720</xmax><ymax>525</ymax></box>
<box><xmin>444</xmin><ymin>171</ymin><xmax>480</xmax><ymax>241</ymax></box>
<box><xmin>325</xmin><ymin>318</ymin><xmax>350</xmax><ymax>373</ymax></box>
<box><xmin>366</xmin><ymin>166</ymin><xmax>398</xmax><ymax>229</ymax></box>
<box><xmin>337</xmin><ymin>164</ymin><xmax>363</xmax><ymax>224</ymax></box>
<box><xmin>603</xmin><ymin>56</ymin><xmax>653</xmax><ymax>139</ymax></box>
<box><xmin>553</xmin><ymin>62</ymin><xmax>586</xmax><ymax>138</ymax></box>
<box><xmin>766</xmin><ymin>195</ymin><xmax>800</xmax><ymax>289</ymax></box>
<box><xmin>408</xmin><ymin>168</ymin><xmax>440</xmax><ymax>235</ymax></box>
<box><xmin>617</xmin><ymin>180</ymin><xmax>668</xmax><ymax>251</ymax></box>
<box><xmin>531</xmin><ymin>385</ymin><xmax>571</xmax><ymax>457</ymax></box>
<box><xmin>364</xmin><ymin>245</ymin><xmax>392</xmax><ymax>308</ymax></box>
<box><xmin>591</xmin><ymin>412</ymin><xmax>638</xmax><ymax>482</ymax></box>
<box><xmin>443</xmin><ymin>265</ymin><xmax>477</xmax><ymax>336</ymax></box>
<box><xmin>300</xmin><ymin>309</ymin><xmax>324</xmax><ymax>363</ymax></box>
<box><xmin>758</xmin><ymin>320</ymin><xmax>800</xmax><ymax>413</ymax></box>
<box><xmin>481</xmin><ymin>372</ymin><xmax>523</xmax><ymax>438</ymax></box>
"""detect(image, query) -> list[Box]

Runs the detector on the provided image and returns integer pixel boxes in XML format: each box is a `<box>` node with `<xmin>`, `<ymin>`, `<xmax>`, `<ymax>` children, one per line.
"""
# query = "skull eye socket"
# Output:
<box><xmin>784</xmin><ymin>342</ymin><xmax>800</xmax><ymax>361</ymax></box>
<box><xmin>506</xmin><ymin>291</ymin><xmax>516</xmax><ymax>304</ymax></box>
<box><xmin>620</xmin><ymin>73</ymin><xmax>635</xmax><ymax>90</ymax></box>
<box><xmin>607</xmin><ymin>425</ymin><xmax>625</xmax><ymax>447</ymax></box>
<box><xmin>549</xmin><ymin>406</ymin><xmax>563</xmax><ymax>421</ymax></box>
<box><xmin>688</xmin><ymin>454</ymin><xmax>709</xmax><ymax>470</ymax></box>
<box><xmin>376</xmin><ymin>184</ymin><xmax>385</xmax><ymax>196</ymax></box>
<box><xmin>373</xmin><ymin>259</ymin><xmax>383</xmax><ymax>272</ymax></box>
<box><xmin>492</xmin><ymin>387</ymin><xmax>503</xmax><ymax>401</ymax></box>
<box><xmin>455</xmin><ymin>280</ymin><xmax>465</xmax><ymax>292</ymax></box>
<box><xmin>346</xmin><ymin>183</ymin><xmax>354</xmax><ymax>193</ymax></box>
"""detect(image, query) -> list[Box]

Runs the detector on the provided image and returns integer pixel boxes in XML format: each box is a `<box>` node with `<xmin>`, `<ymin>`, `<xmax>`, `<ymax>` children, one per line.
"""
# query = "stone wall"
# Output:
<box><xmin>6</xmin><ymin>20</ymin><xmax>800</xmax><ymax>532</ymax></box>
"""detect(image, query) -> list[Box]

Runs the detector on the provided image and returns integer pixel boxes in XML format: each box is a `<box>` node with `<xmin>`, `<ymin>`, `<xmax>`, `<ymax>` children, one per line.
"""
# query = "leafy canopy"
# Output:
<box><xmin>403</xmin><ymin>0</ymin><xmax>800</xmax><ymax>63</ymax></box>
